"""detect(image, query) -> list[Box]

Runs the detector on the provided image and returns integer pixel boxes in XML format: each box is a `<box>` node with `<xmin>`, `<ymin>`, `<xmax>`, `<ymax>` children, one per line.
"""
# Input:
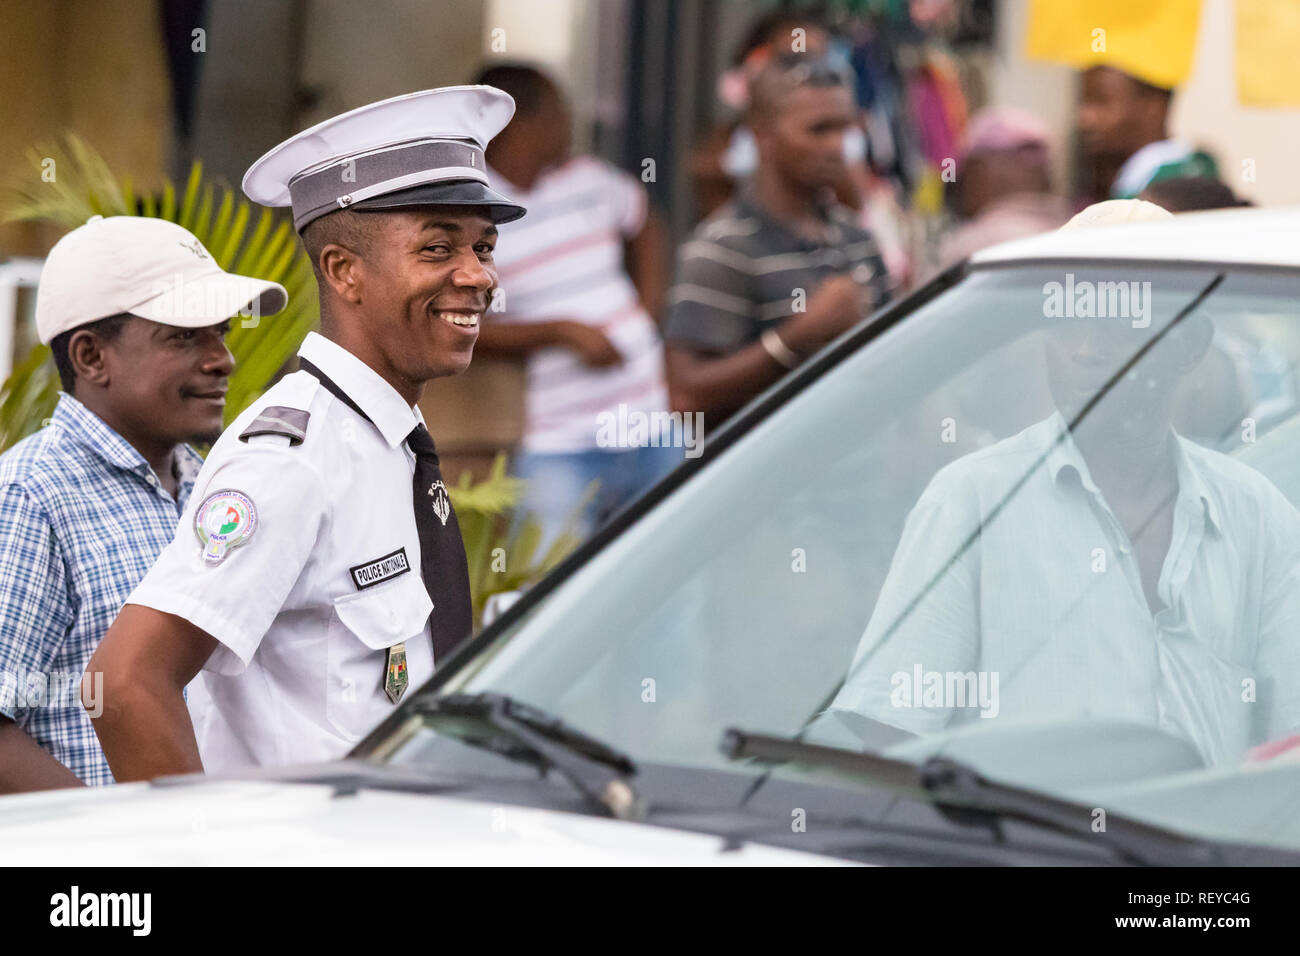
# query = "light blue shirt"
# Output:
<box><xmin>831</xmin><ymin>414</ymin><xmax>1300</xmax><ymax>765</ymax></box>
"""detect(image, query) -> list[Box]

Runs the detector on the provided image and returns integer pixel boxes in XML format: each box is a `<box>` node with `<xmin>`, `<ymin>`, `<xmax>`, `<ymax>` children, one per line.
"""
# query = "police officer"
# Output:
<box><xmin>87</xmin><ymin>86</ymin><xmax>527</xmax><ymax>780</ymax></box>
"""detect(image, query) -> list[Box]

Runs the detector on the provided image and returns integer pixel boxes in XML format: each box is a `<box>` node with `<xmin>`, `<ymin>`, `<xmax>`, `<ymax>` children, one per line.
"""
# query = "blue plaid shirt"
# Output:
<box><xmin>0</xmin><ymin>394</ymin><xmax>202</xmax><ymax>785</ymax></box>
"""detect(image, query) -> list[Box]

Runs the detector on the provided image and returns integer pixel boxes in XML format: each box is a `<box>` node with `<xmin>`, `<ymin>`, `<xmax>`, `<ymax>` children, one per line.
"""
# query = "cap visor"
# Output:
<box><xmin>130</xmin><ymin>272</ymin><xmax>289</xmax><ymax>326</ymax></box>
<box><xmin>350</xmin><ymin>179</ymin><xmax>526</xmax><ymax>224</ymax></box>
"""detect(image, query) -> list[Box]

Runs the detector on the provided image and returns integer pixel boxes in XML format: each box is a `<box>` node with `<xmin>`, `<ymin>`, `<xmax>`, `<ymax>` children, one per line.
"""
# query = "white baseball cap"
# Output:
<box><xmin>1060</xmin><ymin>198</ymin><xmax>1174</xmax><ymax>230</ymax></box>
<box><xmin>35</xmin><ymin>215</ymin><xmax>289</xmax><ymax>345</ymax></box>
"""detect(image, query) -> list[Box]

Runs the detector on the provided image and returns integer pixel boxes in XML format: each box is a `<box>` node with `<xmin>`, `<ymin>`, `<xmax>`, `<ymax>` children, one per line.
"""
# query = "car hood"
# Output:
<box><xmin>0</xmin><ymin>773</ymin><xmax>846</xmax><ymax>866</ymax></box>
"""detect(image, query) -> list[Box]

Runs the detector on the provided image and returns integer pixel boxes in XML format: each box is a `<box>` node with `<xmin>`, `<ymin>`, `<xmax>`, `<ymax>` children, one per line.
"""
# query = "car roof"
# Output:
<box><xmin>970</xmin><ymin>205</ymin><xmax>1300</xmax><ymax>269</ymax></box>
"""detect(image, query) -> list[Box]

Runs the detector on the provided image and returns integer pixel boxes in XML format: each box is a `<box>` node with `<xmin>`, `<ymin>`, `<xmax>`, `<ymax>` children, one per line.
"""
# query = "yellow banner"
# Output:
<box><xmin>1026</xmin><ymin>0</ymin><xmax>1202</xmax><ymax>89</ymax></box>
<box><xmin>1237</xmin><ymin>0</ymin><xmax>1300</xmax><ymax>106</ymax></box>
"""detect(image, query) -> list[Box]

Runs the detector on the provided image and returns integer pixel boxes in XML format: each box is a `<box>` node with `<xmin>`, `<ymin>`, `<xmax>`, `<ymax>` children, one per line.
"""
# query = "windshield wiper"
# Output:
<box><xmin>721</xmin><ymin>728</ymin><xmax>1223</xmax><ymax>865</ymax></box>
<box><xmin>411</xmin><ymin>692</ymin><xmax>645</xmax><ymax>821</ymax></box>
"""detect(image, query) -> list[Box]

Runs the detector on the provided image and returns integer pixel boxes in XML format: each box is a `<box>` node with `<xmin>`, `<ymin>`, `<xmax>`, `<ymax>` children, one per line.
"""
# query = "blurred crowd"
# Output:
<box><xmin>473</xmin><ymin>6</ymin><xmax>1250</xmax><ymax>547</ymax></box>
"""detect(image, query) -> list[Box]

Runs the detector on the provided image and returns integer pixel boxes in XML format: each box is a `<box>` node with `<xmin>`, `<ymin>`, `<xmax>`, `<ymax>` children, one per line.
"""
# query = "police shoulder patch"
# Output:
<box><xmin>239</xmin><ymin>406</ymin><xmax>310</xmax><ymax>446</ymax></box>
<box><xmin>195</xmin><ymin>489</ymin><xmax>258</xmax><ymax>565</ymax></box>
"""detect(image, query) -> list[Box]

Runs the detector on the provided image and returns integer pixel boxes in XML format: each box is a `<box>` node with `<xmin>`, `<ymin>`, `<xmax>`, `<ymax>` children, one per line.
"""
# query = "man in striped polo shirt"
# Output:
<box><xmin>475</xmin><ymin>64</ymin><xmax>679</xmax><ymax>546</ymax></box>
<box><xmin>664</xmin><ymin>54</ymin><xmax>895</xmax><ymax>426</ymax></box>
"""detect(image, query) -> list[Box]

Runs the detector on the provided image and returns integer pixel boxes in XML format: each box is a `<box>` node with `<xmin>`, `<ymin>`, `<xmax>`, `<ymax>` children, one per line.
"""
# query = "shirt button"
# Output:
<box><xmin>852</xmin><ymin>263</ymin><xmax>874</xmax><ymax>283</ymax></box>
<box><xmin>146</xmin><ymin>474</ymin><xmax>157</xmax><ymax>486</ymax></box>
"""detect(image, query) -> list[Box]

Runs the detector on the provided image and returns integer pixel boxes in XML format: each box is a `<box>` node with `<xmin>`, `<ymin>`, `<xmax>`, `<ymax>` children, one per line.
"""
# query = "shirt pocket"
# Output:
<box><xmin>325</xmin><ymin>573</ymin><xmax>433</xmax><ymax>742</ymax></box>
<box><xmin>1159</xmin><ymin>627</ymin><xmax>1256</xmax><ymax>765</ymax></box>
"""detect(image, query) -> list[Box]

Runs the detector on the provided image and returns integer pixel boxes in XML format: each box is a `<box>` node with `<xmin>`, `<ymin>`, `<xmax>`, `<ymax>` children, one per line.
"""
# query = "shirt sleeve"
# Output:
<box><xmin>828</xmin><ymin>470</ymin><xmax>982</xmax><ymax>732</ymax></box>
<box><xmin>125</xmin><ymin>436</ymin><xmax>328</xmax><ymax>675</ymax></box>
<box><xmin>604</xmin><ymin>163</ymin><xmax>648</xmax><ymax>238</ymax></box>
<box><xmin>0</xmin><ymin>485</ymin><xmax>74</xmax><ymax>723</ymax></box>
<box><xmin>662</xmin><ymin>238</ymin><xmax>757</xmax><ymax>353</ymax></box>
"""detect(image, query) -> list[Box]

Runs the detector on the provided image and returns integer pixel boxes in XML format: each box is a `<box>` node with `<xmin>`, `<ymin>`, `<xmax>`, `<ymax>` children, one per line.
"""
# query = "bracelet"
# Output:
<box><xmin>761</xmin><ymin>328</ymin><xmax>803</xmax><ymax>370</ymax></box>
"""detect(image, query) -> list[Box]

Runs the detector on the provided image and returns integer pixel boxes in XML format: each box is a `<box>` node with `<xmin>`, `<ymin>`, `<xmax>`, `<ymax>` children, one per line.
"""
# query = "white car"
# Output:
<box><xmin>8</xmin><ymin>206</ymin><xmax>1300</xmax><ymax>865</ymax></box>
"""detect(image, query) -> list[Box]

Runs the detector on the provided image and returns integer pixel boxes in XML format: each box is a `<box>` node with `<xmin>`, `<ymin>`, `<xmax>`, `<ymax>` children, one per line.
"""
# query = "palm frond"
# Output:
<box><xmin>0</xmin><ymin>345</ymin><xmax>58</xmax><ymax>453</ymax></box>
<box><xmin>1</xmin><ymin>137</ymin><xmax>127</xmax><ymax>227</ymax></box>
<box><xmin>450</xmin><ymin>454</ymin><xmax>590</xmax><ymax>621</ymax></box>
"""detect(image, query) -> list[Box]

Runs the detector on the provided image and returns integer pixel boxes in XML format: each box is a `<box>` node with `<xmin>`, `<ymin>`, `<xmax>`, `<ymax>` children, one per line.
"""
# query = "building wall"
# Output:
<box><xmin>188</xmin><ymin>0</ymin><xmax>302</xmax><ymax>195</ymax></box>
<box><xmin>1172</xmin><ymin>0</ymin><xmax>1300</xmax><ymax>205</ymax></box>
<box><xmin>993</xmin><ymin>0</ymin><xmax>1300</xmax><ymax>206</ymax></box>
<box><xmin>191</xmin><ymin>0</ymin><xmax>495</xmax><ymax>220</ymax></box>
<box><xmin>0</xmin><ymin>0</ymin><xmax>172</xmax><ymax>256</ymax></box>
<box><xmin>989</xmin><ymin>0</ymin><xmax>1076</xmax><ymax>196</ymax></box>
<box><xmin>297</xmin><ymin>0</ymin><xmax>488</xmax><ymax>126</ymax></box>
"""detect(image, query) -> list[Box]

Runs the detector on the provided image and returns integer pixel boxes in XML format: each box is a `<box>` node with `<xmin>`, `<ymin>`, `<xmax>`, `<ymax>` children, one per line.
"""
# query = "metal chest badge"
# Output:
<box><xmin>194</xmin><ymin>489</ymin><xmax>258</xmax><ymax>565</ymax></box>
<box><xmin>384</xmin><ymin>643</ymin><xmax>409</xmax><ymax>703</ymax></box>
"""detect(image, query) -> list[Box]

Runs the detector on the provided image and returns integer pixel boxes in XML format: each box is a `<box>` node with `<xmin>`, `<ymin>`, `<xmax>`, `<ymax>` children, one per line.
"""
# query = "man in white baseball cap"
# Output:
<box><xmin>0</xmin><ymin>215</ymin><xmax>286</xmax><ymax>792</ymax></box>
<box><xmin>90</xmin><ymin>86</ymin><xmax>527</xmax><ymax>781</ymax></box>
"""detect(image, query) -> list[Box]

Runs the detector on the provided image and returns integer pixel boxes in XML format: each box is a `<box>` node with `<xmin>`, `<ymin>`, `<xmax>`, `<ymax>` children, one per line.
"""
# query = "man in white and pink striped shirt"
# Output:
<box><xmin>475</xmin><ymin>64</ymin><xmax>679</xmax><ymax>545</ymax></box>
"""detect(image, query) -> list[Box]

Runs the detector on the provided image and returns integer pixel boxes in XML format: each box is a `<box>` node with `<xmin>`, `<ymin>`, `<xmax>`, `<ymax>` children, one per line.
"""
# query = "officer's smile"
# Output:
<box><xmin>436</xmin><ymin>309</ymin><xmax>481</xmax><ymax>330</ymax></box>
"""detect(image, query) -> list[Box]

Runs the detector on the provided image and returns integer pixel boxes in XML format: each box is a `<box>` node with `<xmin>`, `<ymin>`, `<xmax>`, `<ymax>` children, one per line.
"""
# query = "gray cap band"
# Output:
<box><xmin>288</xmin><ymin>139</ymin><xmax>487</xmax><ymax>231</ymax></box>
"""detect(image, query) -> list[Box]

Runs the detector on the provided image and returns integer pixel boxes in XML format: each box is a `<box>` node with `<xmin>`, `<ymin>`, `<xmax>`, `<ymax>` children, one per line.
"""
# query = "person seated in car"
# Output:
<box><xmin>827</xmin><ymin>200</ymin><xmax>1300</xmax><ymax>766</ymax></box>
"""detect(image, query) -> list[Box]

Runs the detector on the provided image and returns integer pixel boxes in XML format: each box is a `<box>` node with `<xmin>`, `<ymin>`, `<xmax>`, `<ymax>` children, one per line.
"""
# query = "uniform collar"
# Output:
<box><xmin>52</xmin><ymin>392</ymin><xmax>204</xmax><ymax>492</ymax></box>
<box><xmin>297</xmin><ymin>331</ymin><xmax>425</xmax><ymax>448</ymax></box>
<box><xmin>1043</xmin><ymin>411</ymin><xmax>1222</xmax><ymax>534</ymax></box>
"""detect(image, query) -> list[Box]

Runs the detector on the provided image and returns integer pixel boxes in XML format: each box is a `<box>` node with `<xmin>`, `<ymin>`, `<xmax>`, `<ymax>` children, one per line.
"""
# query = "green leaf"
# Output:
<box><xmin>232</xmin><ymin>208</ymin><xmax>277</xmax><ymax>276</ymax></box>
<box><xmin>215</xmin><ymin>201</ymin><xmax>250</xmax><ymax>267</ymax></box>
<box><xmin>178</xmin><ymin>161</ymin><xmax>202</xmax><ymax>229</ymax></box>
<box><xmin>122</xmin><ymin>175</ymin><xmax>137</xmax><ymax>218</ymax></box>
<box><xmin>160</xmin><ymin>180</ymin><xmax>176</xmax><ymax>222</ymax></box>
<box><xmin>0</xmin><ymin>345</ymin><xmax>56</xmax><ymax>453</ymax></box>
<box><xmin>209</xmin><ymin>190</ymin><xmax>234</xmax><ymax>256</ymax></box>
<box><xmin>193</xmin><ymin>183</ymin><xmax>214</xmax><ymax>237</ymax></box>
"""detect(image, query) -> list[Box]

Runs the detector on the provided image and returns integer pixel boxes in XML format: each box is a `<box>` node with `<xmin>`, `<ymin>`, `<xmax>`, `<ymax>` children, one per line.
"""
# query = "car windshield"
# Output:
<box><xmin>385</xmin><ymin>262</ymin><xmax>1300</xmax><ymax>850</ymax></box>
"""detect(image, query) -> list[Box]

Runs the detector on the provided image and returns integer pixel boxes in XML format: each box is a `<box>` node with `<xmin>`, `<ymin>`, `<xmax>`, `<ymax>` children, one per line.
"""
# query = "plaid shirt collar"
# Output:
<box><xmin>51</xmin><ymin>393</ymin><xmax>203</xmax><ymax>494</ymax></box>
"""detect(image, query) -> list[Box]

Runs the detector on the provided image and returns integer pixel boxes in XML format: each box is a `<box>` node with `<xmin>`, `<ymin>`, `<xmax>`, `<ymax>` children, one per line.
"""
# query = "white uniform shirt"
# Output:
<box><xmin>128</xmin><ymin>331</ymin><xmax>436</xmax><ymax>773</ymax></box>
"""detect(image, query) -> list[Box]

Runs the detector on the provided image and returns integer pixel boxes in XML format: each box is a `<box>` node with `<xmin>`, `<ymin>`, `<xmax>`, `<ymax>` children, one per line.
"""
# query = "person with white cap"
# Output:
<box><xmin>822</xmin><ymin>199</ymin><xmax>1300</xmax><ymax>767</ymax></box>
<box><xmin>88</xmin><ymin>86</ymin><xmax>526</xmax><ymax>781</ymax></box>
<box><xmin>0</xmin><ymin>215</ymin><xmax>286</xmax><ymax>792</ymax></box>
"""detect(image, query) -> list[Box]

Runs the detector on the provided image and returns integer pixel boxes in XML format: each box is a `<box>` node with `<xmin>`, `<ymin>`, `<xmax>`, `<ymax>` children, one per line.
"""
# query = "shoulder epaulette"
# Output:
<box><xmin>238</xmin><ymin>406</ymin><xmax>310</xmax><ymax>446</ymax></box>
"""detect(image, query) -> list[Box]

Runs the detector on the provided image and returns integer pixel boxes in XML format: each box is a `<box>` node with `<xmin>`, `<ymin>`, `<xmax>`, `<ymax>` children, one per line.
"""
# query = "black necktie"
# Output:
<box><xmin>405</xmin><ymin>422</ymin><xmax>473</xmax><ymax>660</ymax></box>
<box><xmin>299</xmin><ymin>359</ymin><xmax>473</xmax><ymax>661</ymax></box>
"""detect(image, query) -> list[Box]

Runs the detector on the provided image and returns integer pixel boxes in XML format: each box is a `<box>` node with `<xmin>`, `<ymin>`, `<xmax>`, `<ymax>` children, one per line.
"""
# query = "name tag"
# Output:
<box><xmin>349</xmin><ymin>547</ymin><xmax>411</xmax><ymax>590</ymax></box>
